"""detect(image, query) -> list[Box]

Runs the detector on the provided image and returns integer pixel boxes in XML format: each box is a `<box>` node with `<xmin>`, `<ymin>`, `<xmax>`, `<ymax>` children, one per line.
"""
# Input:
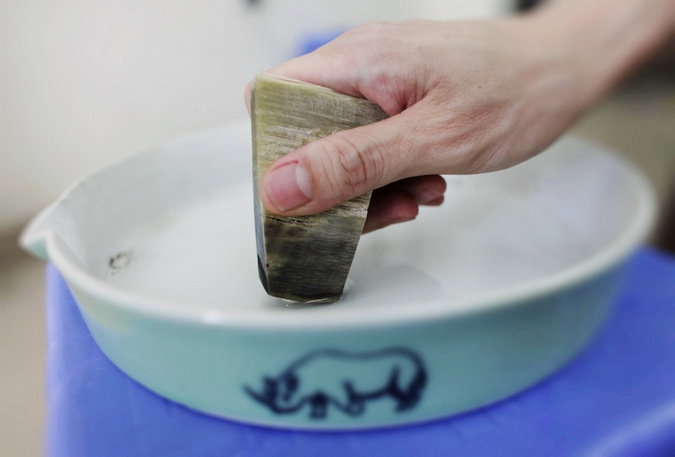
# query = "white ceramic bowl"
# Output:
<box><xmin>21</xmin><ymin>122</ymin><xmax>655</xmax><ymax>429</ymax></box>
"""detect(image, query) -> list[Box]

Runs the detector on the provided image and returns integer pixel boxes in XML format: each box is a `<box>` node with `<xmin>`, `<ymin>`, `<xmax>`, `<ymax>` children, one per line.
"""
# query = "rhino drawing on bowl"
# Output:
<box><xmin>244</xmin><ymin>348</ymin><xmax>427</xmax><ymax>419</ymax></box>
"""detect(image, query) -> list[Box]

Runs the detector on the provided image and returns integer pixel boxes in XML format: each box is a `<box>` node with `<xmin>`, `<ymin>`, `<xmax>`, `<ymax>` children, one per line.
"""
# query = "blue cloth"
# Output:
<box><xmin>296</xmin><ymin>30</ymin><xmax>345</xmax><ymax>56</ymax></box>
<box><xmin>47</xmin><ymin>248</ymin><xmax>675</xmax><ymax>457</ymax></box>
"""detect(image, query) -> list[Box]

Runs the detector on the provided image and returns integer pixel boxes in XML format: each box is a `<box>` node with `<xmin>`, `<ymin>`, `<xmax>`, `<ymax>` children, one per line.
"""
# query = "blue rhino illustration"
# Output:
<box><xmin>244</xmin><ymin>348</ymin><xmax>427</xmax><ymax>419</ymax></box>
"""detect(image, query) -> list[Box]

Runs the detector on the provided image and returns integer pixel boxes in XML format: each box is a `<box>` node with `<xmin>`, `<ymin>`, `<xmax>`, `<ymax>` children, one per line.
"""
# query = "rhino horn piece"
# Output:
<box><xmin>250</xmin><ymin>73</ymin><xmax>388</xmax><ymax>303</ymax></box>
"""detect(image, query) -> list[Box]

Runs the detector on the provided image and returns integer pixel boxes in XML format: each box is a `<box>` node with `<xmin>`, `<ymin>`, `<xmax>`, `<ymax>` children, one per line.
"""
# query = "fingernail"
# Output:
<box><xmin>417</xmin><ymin>188</ymin><xmax>444</xmax><ymax>205</ymax></box>
<box><xmin>264</xmin><ymin>162</ymin><xmax>313</xmax><ymax>211</ymax></box>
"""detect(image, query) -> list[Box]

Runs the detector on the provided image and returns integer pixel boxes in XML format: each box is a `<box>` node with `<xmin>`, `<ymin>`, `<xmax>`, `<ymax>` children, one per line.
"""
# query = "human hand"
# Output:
<box><xmin>247</xmin><ymin>0</ymin><xmax>675</xmax><ymax>233</ymax></box>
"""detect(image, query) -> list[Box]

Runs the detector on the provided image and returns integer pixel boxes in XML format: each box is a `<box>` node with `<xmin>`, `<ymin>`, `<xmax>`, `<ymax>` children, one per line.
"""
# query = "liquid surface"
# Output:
<box><xmin>104</xmin><ymin>180</ymin><xmax>593</xmax><ymax>312</ymax></box>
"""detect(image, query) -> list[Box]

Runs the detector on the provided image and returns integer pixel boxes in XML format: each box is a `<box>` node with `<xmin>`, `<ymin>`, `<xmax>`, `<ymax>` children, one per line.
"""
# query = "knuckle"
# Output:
<box><xmin>322</xmin><ymin>134</ymin><xmax>384</xmax><ymax>196</ymax></box>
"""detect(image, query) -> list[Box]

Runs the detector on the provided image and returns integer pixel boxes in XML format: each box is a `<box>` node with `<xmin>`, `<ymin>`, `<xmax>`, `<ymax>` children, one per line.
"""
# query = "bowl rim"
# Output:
<box><xmin>24</xmin><ymin>126</ymin><xmax>657</xmax><ymax>330</ymax></box>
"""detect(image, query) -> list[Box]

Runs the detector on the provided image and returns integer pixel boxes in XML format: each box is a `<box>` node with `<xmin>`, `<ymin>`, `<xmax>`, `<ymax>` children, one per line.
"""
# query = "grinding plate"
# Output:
<box><xmin>21</xmin><ymin>122</ymin><xmax>655</xmax><ymax>429</ymax></box>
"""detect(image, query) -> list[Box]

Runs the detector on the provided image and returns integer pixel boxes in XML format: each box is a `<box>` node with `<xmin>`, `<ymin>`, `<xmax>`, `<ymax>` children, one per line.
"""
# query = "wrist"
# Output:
<box><xmin>481</xmin><ymin>1</ymin><xmax>673</xmax><ymax>157</ymax></box>
<box><xmin>533</xmin><ymin>0</ymin><xmax>675</xmax><ymax>102</ymax></box>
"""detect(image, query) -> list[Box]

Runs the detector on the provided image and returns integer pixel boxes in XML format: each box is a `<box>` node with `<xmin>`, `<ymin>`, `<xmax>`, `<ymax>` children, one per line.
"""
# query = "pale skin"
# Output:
<box><xmin>246</xmin><ymin>0</ymin><xmax>675</xmax><ymax>233</ymax></box>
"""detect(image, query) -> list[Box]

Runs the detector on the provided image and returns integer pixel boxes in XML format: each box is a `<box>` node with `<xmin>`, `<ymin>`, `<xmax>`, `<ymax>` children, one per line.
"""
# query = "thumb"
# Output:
<box><xmin>260</xmin><ymin>106</ymin><xmax>431</xmax><ymax>216</ymax></box>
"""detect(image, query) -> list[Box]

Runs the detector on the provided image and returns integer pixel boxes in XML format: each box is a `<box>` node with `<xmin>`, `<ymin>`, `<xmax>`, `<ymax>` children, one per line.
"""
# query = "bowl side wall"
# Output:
<box><xmin>66</xmin><ymin>262</ymin><xmax>625</xmax><ymax>429</ymax></box>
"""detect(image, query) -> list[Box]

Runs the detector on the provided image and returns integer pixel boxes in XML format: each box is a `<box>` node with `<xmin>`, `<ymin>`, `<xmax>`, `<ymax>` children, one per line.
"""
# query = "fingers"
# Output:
<box><xmin>362</xmin><ymin>175</ymin><xmax>446</xmax><ymax>233</ymax></box>
<box><xmin>267</xmin><ymin>52</ymin><xmax>362</xmax><ymax>99</ymax></box>
<box><xmin>244</xmin><ymin>37</ymin><xmax>363</xmax><ymax>116</ymax></box>
<box><xmin>363</xmin><ymin>189</ymin><xmax>418</xmax><ymax>234</ymax></box>
<box><xmin>389</xmin><ymin>174</ymin><xmax>447</xmax><ymax>206</ymax></box>
<box><xmin>259</xmin><ymin>105</ymin><xmax>433</xmax><ymax>216</ymax></box>
<box><xmin>245</xmin><ymin>23</ymin><xmax>411</xmax><ymax>117</ymax></box>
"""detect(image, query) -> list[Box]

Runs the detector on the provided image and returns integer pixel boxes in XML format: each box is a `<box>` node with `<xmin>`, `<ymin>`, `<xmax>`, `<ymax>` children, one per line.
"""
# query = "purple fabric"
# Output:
<box><xmin>46</xmin><ymin>247</ymin><xmax>675</xmax><ymax>457</ymax></box>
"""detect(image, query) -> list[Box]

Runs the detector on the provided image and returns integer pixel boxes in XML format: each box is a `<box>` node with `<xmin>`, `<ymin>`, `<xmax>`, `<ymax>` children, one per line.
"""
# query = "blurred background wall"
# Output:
<box><xmin>0</xmin><ymin>0</ymin><xmax>509</xmax><ymax>232</ymax></box>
